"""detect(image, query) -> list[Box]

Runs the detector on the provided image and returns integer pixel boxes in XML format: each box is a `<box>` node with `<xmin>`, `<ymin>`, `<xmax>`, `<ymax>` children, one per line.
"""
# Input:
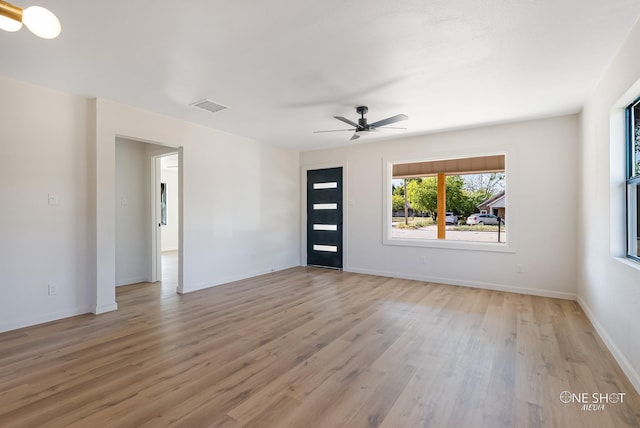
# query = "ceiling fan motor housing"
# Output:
<box><xmin>356</xmin><ymin>106</ymin><xmax>369</xmax><ymax>129</ymax></box>
<box><xmin>356</xmin><ymin>105</ymin><xmax>368</xmax><ymax>115</ymax></box>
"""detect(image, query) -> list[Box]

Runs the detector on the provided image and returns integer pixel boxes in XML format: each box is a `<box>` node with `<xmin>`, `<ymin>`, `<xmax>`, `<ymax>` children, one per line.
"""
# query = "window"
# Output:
<box><xmin>626</xmin><ymin>99</ymin><xmax>640</xmax><ymax>260</ymax></box>
<box><xmin>386</xmin><ymin>154</ymin><xmax>508</xmax><ymax>249</ymax></box>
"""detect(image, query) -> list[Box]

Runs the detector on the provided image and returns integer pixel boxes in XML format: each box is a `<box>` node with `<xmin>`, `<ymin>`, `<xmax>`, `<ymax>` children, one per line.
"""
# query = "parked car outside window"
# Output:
<box><xmin>445</xmin><ymin>212</ymin><xmax>458</xmax><ymax>224</ymax></box>
<box><xmin>466</xmin><ymin>213</ymin><xmax>499</xmax><ymax>225</ymax></box>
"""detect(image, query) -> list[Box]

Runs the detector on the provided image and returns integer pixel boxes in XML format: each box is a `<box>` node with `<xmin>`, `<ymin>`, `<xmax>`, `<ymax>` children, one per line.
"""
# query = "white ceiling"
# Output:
<box><xmin>1</xmin><ymin>0</ymin><xmax>639</xmax><ymax>151</ymax></box>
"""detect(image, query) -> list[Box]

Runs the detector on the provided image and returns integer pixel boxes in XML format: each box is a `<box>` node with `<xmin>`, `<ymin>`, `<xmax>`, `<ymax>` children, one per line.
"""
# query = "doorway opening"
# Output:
<box><xmin>115</xmin><ymin>137</ymin><xmax>182</xmax><ymax>296</ymax></box>
<box><xmin>154</xmin><ymin>153</ymin><xmax>180</xmax><ymax>293</ymax></box>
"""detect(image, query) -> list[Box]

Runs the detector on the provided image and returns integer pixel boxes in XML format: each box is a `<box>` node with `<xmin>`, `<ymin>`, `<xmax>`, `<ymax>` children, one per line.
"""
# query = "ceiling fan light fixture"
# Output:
<box><xmin>0</xmin><ymin>1</ymin><xmax>60</xmax><ymax>39</ymax></box>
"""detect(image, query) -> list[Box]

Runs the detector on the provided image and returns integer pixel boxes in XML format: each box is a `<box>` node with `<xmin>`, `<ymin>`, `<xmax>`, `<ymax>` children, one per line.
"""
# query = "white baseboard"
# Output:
<box><xmin>0</xmin><ymin>305</ymin><xmax>92</xmax><ymax>334</ymax></box>
<box><xmin>93</xmin><ymin>302</ymin><xmax>118</xmax><ymax>314</ymax></box>
<box><xmin>116</xmin><ymin>276</ymin><xmax>150</xmax><ymax>287</ymax></box>
<box><xmin>577</xmin><ymin>296</ymin><xmax>640</xmax><ymax>394</ymax></box>
<box><xmin>345</xmin><ymin>266</ymin><xmax>577</xmax><ymax>300</ymax></box>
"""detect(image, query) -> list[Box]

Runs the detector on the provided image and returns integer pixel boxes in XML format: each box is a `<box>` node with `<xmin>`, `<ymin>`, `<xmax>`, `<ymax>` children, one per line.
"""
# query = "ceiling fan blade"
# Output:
<box><xmin>369</xmin><ymin>114</ymin><xmax>408</xmax><ymax>128</ymax></box>
<box><xmin>334</xmin><ymin>116</ymin><xmax>361</xmax><ymax>129</ymax></box>
<box><xmin>350</xmin><ymin>133</ymin><xmax>360</xmax><ymax>141</ymax></box>
<box><xmin>313</xmin><ymin>129</ymin><xmax>355</xmax><ymax>133</ymax></box>
<box><xmin>378</xmin><ymin>126</ymin><xmax>407</xmax><ymax>130</ymax></box>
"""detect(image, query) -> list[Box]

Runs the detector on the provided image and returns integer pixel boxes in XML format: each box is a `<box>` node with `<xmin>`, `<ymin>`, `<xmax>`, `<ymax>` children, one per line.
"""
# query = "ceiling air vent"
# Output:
<box><xmin>190</xmin><ymin>99</ymin><xmax>228</xmax><ymax>114</ymax></box>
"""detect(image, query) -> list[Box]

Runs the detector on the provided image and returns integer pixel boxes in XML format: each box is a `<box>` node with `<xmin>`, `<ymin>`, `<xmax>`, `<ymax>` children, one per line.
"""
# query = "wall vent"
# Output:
<box><xmin>190</xmin><ymin>99</ymin><xmax>228</xmax><ymax>114</ymax></box>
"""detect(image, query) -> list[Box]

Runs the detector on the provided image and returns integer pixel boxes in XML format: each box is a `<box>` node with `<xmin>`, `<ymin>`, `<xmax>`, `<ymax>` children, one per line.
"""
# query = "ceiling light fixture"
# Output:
<box><xmin>0</xmin><ymin>0</ymin><xmax>60</xmax><ymax>39</ymax></box>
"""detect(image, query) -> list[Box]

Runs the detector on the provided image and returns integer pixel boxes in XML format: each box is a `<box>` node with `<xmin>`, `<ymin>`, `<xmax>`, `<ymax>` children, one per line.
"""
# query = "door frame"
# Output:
<box><xmin>300</xmin><ymin>161</ymin><xmax>348</xmax><ymax>269</ymax></box>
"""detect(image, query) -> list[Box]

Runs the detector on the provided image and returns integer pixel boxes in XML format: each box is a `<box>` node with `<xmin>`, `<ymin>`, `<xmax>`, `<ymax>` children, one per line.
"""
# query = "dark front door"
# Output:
<box><xmin>307</xmin><ymin>167</ymin><xmax>343</xmax><ymax>269</ymax></box>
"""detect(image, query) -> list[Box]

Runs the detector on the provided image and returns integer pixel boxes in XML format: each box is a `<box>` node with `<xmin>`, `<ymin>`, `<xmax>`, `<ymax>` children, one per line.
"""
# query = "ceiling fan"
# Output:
<box><xmin>314</xmin><ymin>106</ymin><xmax>408</xmax><ymax>140</ymax></box>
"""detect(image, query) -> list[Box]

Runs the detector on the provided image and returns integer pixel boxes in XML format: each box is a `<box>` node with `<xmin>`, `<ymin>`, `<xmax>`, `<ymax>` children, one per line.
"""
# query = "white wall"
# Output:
<box><xmin>161</xmin><ymin>155</ymin><xmax>179</xmax><ymax>252</ymax></box>
<box><xmin>301</xmin><ymin>115</ymin><xmax>579</xmax><ymax>300</ymax></box>
<box><xmin>0</xmin><ymin>76</ymin><xmax>93</xmax><ymax>332</ymax></box>
<box><xmin>0</xmin><ymin>76</ymin><xmax>300</xmax><ymax>332</ymax></box>
<box><xmin>94</xmin><ymin>99</ymin><xmax>300</xmax><ymax>312</ymax></box>
<box><xmin>578</xmin><ymin>19</ymin><xmax>640</xmax><ymax>392</ymax></box>
<box><xmin>115</xmin><ymin>138</ymin><xmax>152</xmax><ymax>286</ymax></box>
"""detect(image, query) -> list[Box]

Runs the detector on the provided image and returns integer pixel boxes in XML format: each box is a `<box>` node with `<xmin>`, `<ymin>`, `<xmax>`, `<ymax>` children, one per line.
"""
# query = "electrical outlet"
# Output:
<box><xmin>516</xmin><ymin>264</ymin><xmax>525</xmax><ymax>274</ymax></box>
<box><xmin>48</xmin><ymin>284</ymin><xmax>57</xmax><ymax>295</ymax></box>
<box><xmin>48</xmin><ymin>193</ymin><xmax>58</xmax><ymax>205</ymax></box>
<box><xmin>420</xmin><ymin>256</ymin><xmax>427</xmax><ymax>265</ymax></box>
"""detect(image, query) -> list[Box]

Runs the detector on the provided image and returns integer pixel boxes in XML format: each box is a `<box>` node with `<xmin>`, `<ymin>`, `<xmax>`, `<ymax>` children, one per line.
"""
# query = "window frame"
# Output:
<box><xmin>626</xmin><ymin>97</ymin><xmax>640</xmax><ymax>262</ymax></box>
<box><xmin>383</xmin><ymin>153</ymin><xmax>514</xmax><ymax>253</ymax></box>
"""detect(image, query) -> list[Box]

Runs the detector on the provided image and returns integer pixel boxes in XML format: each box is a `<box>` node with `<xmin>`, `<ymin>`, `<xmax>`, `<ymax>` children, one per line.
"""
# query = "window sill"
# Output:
<box><xmin>613</xmin><ymin>256</ymin><xmax>640</xmax><ymax>271</ymax></box>
<box><xmin>384</xmin><ymin>236</ymin><xmax>515</xmax><ymax>253</ymax></box>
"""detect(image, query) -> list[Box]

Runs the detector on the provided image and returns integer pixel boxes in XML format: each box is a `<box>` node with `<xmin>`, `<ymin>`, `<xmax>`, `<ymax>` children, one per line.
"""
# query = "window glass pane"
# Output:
<box><xmin>390</xmin><ymin>167</ymin><xmax>506</xmax><ymax>244</ymax></box>
<box><xmin>637</xmin><ymin>184</ymin><xmax>640</xmax><ymax>257</ymax></box>
<box><xmin>629</xmin><ymin>182</ymin><xmax>639</xmax><ymax>258</ymax></box>
<box><xmin>627</xmin><ymin>100</ymin><xmax>640</xmax><ymax>260</ymax></box>
<box><xmin>633</xmin><ymin>104</ymin><xmax>640</xmax><ymax>177</ymax></box>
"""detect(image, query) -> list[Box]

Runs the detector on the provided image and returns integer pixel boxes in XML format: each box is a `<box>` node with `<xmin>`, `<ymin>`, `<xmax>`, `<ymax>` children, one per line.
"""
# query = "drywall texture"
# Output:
<box><xmin>94</xmin><ymin>99</ymin><xmax>300</xmax><ymax>312</ymax></box>
<box><xmin>579</xmin><ymin>18</ymin><xmax>640</xmax><ymax>392</ymax></box>
<box><xmin>0</xmin><ymin>77</ymin><xmax>93</xmax><ymax>332</ymax></box>
<box><xmin>0</xmin><ymin>76</ymin><xmax>300</xmax><ymax>332</ymax></box>
<box><xmin>115</xmin><ymin>138</ymin><xmax>153</xmax><ymax>286</ymax></box>
<box><xmin>301</xmin><ymin>115</ymin><xmax>579</xmax><ymax>299</ymax></box>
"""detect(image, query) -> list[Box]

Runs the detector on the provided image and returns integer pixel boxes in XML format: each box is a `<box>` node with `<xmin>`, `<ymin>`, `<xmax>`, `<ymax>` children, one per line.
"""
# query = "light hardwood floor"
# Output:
<box><xmin>1</xmin><ymin>265</ymin><xmax>639</xmax><ymax>427</ymax></box>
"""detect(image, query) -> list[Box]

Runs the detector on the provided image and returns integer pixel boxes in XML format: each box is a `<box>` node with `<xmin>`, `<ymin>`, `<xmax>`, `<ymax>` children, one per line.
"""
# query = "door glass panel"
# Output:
<box><xmin>313</xmin><ymin>224</ymin><xmax>338</xmax><ymax>231</ymax></box>
<box><xmin>313</xmin><ymin>244</ymin><xmax>338</xmax><ymax>252</ymax></box>
<box><xmin>313</xmin><ymin>203</ymin><xmax>337</xmax><ymax>210</ymax></box>
<box><xmin>313</xmin><ymin>182</ymin><xmax>338</xmax><ymax>190</ymax></box>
